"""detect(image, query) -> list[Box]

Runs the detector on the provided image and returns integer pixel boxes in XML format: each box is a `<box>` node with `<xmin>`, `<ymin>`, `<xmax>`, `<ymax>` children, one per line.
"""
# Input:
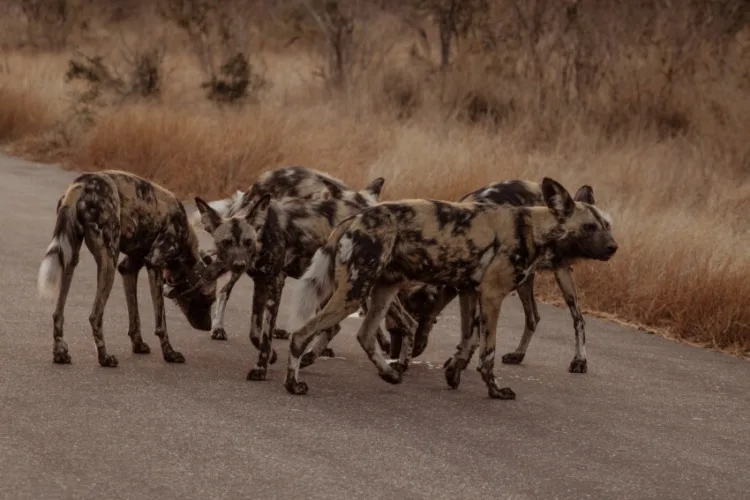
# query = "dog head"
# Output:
<box><xmin>541</xmin><ymin>177</ymin><xmax>618</xmax><ymax>262</ymax></box>
<box><xmin>194</xmin><ymin>193</ymin><xmax>272</xmax><ymax>275</ymax></box>
<box><xmin>162</xmin><ymin>251</ymin><xmax>218</xmax><ymax>331</ymax></box>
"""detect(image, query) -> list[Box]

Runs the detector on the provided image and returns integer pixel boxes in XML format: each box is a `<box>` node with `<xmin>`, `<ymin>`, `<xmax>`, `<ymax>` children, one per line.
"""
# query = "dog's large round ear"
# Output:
<box><xmin>246</xmin><ymin>194</ymin><xmax>272</xmax><ymax>222</ymax></box>
<box><xmin>194</xmin><ymin>197</ymin><xmax>222</xmax><ymax>233</ymax></box>
<box><xmin>234</xmin><ymin>184</ymin><xmax>261</xmax><ymax>214</ymax></box>
<box><xmin>573</xmin><ymin>185</ymin><xmax>595</xmax><ymax>205</ymax></box>
<box><xmin>541</xmin><ymin>177</ymin><xmax>575</xmax><ymax>220</ymax></box>
<box><xmin>365</xmin><ymin>177</ymin><xmax>386</xmax><ymax>199</ymax></box>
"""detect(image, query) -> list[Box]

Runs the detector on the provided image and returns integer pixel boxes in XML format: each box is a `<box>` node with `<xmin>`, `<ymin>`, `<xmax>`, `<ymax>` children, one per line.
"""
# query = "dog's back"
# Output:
<box><xmin>221</xmin><ymin>167</ymin><xmax>385</xmax><ymax>278</ymax></box>
<box><xmin>201</xmin><ymin>165</ymin><xmax>384</xmax><ymax>225</ymax></box>
<box><xmin>460</xmin><ymin>179</ymin><xmax>544</xmax><ymax>206</ymax></box>
<box><xmin>255</xmin><ymin>165</ymin><xmax>351</xmax><ymax>201</ymax></box>
<box><xmin>83</xmin><ymin>170</ymin><xmax>195</xmax><ymax>256</ymax></box>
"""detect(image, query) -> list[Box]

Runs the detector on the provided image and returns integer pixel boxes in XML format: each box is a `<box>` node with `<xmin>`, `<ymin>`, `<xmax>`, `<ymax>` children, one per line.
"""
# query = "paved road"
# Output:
<box><xmin>1</xmin><ymin>154</ymin><xmax>748</xmax><ymax>500</ymax></box>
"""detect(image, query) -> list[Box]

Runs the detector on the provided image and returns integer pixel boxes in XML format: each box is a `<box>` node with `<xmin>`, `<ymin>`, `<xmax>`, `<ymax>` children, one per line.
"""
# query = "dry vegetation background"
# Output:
<box><xmin>1</xmin><ymin>0</ymin><xmax>749</xmax><ymax>355</ymax></box>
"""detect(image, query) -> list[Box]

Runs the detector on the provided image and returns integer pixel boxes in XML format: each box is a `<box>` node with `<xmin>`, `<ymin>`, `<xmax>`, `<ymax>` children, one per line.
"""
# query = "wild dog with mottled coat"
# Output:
<box><xmin>286</xmin><ymin>178</ymin><xmax>618</xmax><ymax>398</ymax></box>
<box><xmin>191</xmin><ymin>165</ymin><xmax>387</xmax><ymax>344</ymax></box>
<box><xmin>386</xmin><ymin>179</ymin><xmax>611</xmax><ymax>374</ymax></box>
<box><xmin>37</xmin><ymin>170</ymin><xmax>217</xmax><ymax>367</ymax></box>
<box><xmin>193</xmin><ymin>169</ymin><xmax>405</xmax><ymax>382</ymax></box>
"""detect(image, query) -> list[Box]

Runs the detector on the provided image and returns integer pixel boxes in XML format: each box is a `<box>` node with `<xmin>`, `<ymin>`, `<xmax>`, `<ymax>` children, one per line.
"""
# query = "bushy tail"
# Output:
<box><xmin>189</xmin><ymin>189</ymin><xmax>244</xmax><ymax>228</ymax></box>
<box><xmin>290</xmin><ymin>215</ymin><xmax>357</xmax><ymax>330</ymax></box>
<box><xmin>37</xmin><ymin>185</ymin><xmax>83</xmax><ymax>299</ymax></box>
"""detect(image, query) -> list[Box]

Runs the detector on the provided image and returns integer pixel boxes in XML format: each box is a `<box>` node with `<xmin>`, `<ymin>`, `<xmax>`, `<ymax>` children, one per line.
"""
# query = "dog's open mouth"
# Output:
<box><xmin>162</xmin><ymin>270</ymin><xmax>184</xmax><ymax>299</ymax></box>
<box><xmin>163</xmin><ymin>269</ymin><xmax>176</xmax><ymax>285</ymax></box>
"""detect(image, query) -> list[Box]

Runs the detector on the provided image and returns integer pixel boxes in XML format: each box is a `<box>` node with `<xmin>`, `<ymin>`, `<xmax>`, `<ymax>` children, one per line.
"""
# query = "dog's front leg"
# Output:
<box><xmin>501</xmin><ymin>274</ymin><xmax>540</xmax><ymax>366</ymax></box>
<box><xmin>147</xmin><ymin>267</ymin><xmax>185</xmax><ymax>363</ymax></box>
<box><xmin>553</xmin><ymin>267</ymin><xmax>588</xmax><ymax>374</ymax></box>
<box><xmin>247</xmin><ymin>274</ymin><xmax>283</xmax><ymax>381</ymax></box>
<box><xmin>88</xmin><ymin>246</ymin><xmax>120</xmax><ymax>368</ymax></box>
<box><xmin>210</xmin><ymin>272</ymin><xmax>241</xmax><ymax>341</ymax></box>
<box><xmin>118</xmin><ymin>256</ymin><xmax>150</xmax><ymax>354</ymax></box>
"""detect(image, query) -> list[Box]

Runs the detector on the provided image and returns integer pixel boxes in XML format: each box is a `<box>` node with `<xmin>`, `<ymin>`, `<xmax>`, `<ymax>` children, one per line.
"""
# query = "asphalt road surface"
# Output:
<box><xmin>1</xmin><ymin>153</ymin><xmax>748</xmax><ymax>500</ymax></box>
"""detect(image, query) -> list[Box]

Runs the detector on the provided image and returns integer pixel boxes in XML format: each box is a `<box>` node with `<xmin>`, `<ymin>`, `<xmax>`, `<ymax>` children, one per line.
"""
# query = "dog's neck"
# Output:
<box><xmin>526</xmin><ymin>206</ymin><xmax>581</xmax><ymax>270</ymax></box>
<box><xmin>164</xmin><ymin>228</ymin><xmax>203</xmax><ymax>285</ymax></box>
<box><xmin>526</xmin><ymin>206</ymin><xmax>563</xmax><ymax>246</ymax></box>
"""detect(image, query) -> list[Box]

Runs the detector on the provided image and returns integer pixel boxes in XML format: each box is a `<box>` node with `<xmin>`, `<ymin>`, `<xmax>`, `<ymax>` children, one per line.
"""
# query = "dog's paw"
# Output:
<box><xmin>568</xmin><ymin>358</ymin><xmax>587</xmax><ymax>374</ymax></box>
<box><xmin>211</xmin><ymin>328</ymin><xmax>228</xmax><ymax>341</ymax></box>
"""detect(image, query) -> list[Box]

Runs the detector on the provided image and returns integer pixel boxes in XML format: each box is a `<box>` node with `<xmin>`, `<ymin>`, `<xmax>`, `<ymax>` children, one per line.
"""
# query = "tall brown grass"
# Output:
<box><xmin>1</xmin><ymin>0</ymin><xmax>749</xmax><ymax>355</ymax></box>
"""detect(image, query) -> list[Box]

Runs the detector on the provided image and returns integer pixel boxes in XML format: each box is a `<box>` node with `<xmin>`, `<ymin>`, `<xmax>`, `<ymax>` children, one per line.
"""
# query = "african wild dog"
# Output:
<box><xmin>285</xmin><ymin>177</ymin><xmax>618</xmax><ymax>398</ymax></box>
<box><xmin>190</xmin><ymin>165</ymin><xmax>388</xmax><ymax>346</ymax></box>
<box><xmin>37</xmin><ymin>170</ymin><xmax>217</xmax><ymax>367</ymax></box>
<box><xmin>386</xmin><ymin>179</ymin><xmax>612</xmax><ymax>374</ymax></box>
<box><xmin>192</xmin><ymin>169</ymin><xmax>407</xmax><ymax>382</ymax></box>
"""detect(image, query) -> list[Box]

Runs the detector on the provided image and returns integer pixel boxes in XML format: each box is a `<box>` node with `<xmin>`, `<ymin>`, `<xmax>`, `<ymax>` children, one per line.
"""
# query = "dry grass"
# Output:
<box><xmin>1</xmin><ymin>0</ymin><xmax>749</xmax><ymax>356</ymax></box>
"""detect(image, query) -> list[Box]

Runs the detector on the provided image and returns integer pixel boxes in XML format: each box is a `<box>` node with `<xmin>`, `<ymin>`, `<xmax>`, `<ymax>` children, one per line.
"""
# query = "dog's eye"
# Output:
<box><xmin>243</xmin><ymin>238</ymin><xmax>254</xmax><ymax>247</ymax></box>
<box><xmin>583</xmin><ymin>223</ymin><xmax>597</xmax><ymax>233</ymax></box>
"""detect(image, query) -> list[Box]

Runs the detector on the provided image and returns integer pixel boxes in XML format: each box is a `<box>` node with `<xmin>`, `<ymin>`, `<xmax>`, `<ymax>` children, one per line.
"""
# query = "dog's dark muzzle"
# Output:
<box><xmin>163</xmin><ymin>273</ymin><xmax>216</xmax><ymax>332</ymax></box>
<box><xmin>169</xmin><ymin>287</ymin><xmax>215</xmax><ymax>331</ymax></box>
<box><xmin>599</xmin><ymin>242</ymin><xmax>619</xmax><ymax>261</ymax></box>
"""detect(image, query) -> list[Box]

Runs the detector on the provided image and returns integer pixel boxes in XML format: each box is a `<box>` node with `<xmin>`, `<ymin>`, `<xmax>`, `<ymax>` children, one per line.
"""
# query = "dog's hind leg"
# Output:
<box><xmin>51</xmin><ymin>253</ymin><xmax>81</xmax><ymax>365</ymax></box>
<box><xmin>376</xmin><ymin>325</ymin><xmax>391</xmax><ymax>355</ymax></box>
<box><xmin>147</xmin><ymin>267</ymin><xmax>185</xmax><ymax>363</ymax></box>
<box><xmin>364</xmin><ymin>293</ymin><xmax>391</xmax><ymax>355</ymax></box>
<box><xmin>118</xmin><ymin>257</ymin><xmax>150</xmax><ymax>354</ymax></box>
<box><xmin>299</xmin><ymin>323</ymin><xmax>341</xmax><ymax>369</ymax></box>
<box><xmin>211</xmin><ymin>272</ymin><xmax>241</xmax><ymax>341</ymax></box>
<box><xmin>411</xmin><ymin>286</ymin><xmax>457</xmax><ymax>358</ymax></box>
<box><xmin>383</xmin><ymin>296</ymin><xmax>418</xmax><ymax>373</ymax></box>
<box><xmin>501</xmin><ymin>274</ymin><xmax>540</xmax><ymax>366</ymax></box>
<box><xmin>443</xmin><ymin>290</ymin><xmax>480</xmax><ymax>389</ymax></box>
<box><xmin>87</xmin><ymin>247</ymin><xmax>119</xmax><ymax>368</ymax></box>
<box><xmin>247</xmin><ymin>274</ymin><xmax>284</xmax><ymax>381</ymax></box>
<box><xmin>553</xmin><ymin>267</ymin><xmax>588</xmax><ymax>374</ymax></box>
<box><xmin>297</xmin><ymin>291</ymin><xmax>402</xmax><ymax>371</ymax></box>
<box><xmin>285</xmin><ymin>287</ymin><xmax>361</xmax><ymax>395</ymax></box>
<box><xmin>357</xmin><ymin>283</ymin><xmax>403</xmax><ymax>385</ymax></box>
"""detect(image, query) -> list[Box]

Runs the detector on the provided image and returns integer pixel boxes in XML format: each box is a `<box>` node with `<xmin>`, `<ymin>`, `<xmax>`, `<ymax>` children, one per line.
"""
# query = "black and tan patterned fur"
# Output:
<box><xmin>285</xmin><ymin>178</ymin><xmax>618</xmax><ymax>397</ymax></box>
<box><xmin>193</xmin><ymin>168</ymin><xmax>396</xmax><ymax>382</ymax></box>
<box><xmin>37</xmin><ymin>170</ymin><xmax>217</xmax><ymax>368</ymax></box>
<box><xmin>192</xmin><ymin>165</ymin><xmax>387</xmax><ymax>345</ymax></box>
<box><xmin>387</xmin><ymin>179</ymin><xmax>612</xmax><ymax>374</ymax></box>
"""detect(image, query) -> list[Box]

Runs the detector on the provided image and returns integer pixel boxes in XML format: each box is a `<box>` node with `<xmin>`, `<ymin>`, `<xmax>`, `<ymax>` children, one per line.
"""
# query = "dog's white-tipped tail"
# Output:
<box><xmin>37</xmin><ymin>235</ymin><xmax>72</xmax><ymax>299</ymax></box>
<box><xmin>38</xmin><ymin>185</ymin><xmax>82</xmax><ymax>300</ymax></box>
<box><xmin>289</xmin><ymin>248</ymin><xmax>334</xmax><ymax>331</ymax></box>
<box><xmin>289</xmin><ymin>214</ymin><xmax>357</xmax><ymax>331</ymax></box>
